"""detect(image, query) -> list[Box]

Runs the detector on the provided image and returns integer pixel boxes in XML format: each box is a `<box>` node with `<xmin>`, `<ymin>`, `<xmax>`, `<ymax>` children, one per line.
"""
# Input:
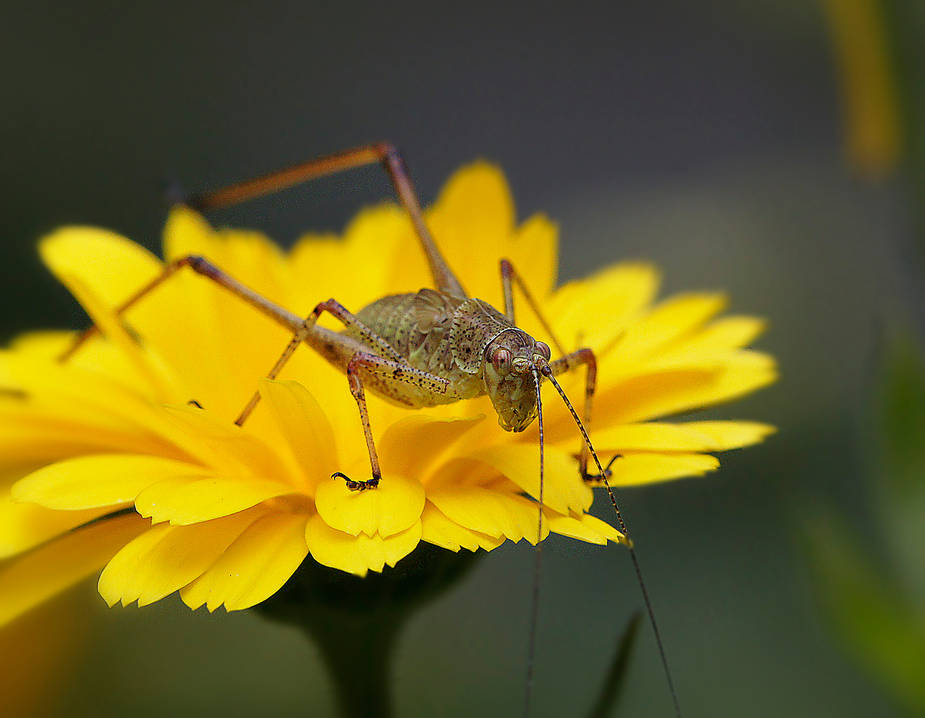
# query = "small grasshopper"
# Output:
<box><xmin>63</xmin><ymin>144</ymin><xmax>680</xmax><ymax>716</ymax></box>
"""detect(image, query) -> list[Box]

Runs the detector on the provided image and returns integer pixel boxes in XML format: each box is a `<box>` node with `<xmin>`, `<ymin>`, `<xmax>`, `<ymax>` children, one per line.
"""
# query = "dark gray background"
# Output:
<box><xmin>1</xmin><ymin>2</ymin><xmax>914</xmax><ymax>716</ymax></box>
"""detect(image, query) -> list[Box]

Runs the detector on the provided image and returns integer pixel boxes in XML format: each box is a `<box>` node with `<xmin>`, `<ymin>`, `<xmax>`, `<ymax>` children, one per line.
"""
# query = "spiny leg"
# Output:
<box><xmin>230</xmin><ymin>299</ymin><xmax>450</xmax><ymax>491</ymax></box>
<box><xmin>498</xmin><ymin>258</ymin><xmax>610</xmax><ymax>480</ymax></box>
<box><xmin>59</xmin><ymin>255</ymin><xmax>304</xmax><ymax>362</ymax></box>
<box><xmin>500</xmin><ymin>259</ymin><xmax>566</xmax><ymax>356</ymax></box>
<box><xmin>187</xmin><ymin>143</ymin><xmax>467</xmax><ymax>299</ymax></box>
<box><xmin>547</xmin><ymin>348</ymin><xmax>615</xmax><ymax>481</ymax></box>
<box><xmin>335</xmin><ymin>351</ymin><xmax>450</xmax><ymax>491</ymax></box>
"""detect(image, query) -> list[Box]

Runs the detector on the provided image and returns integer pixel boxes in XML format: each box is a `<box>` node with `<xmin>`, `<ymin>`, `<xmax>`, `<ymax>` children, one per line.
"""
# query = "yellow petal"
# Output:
<box><xmin>511</xmin><ymin>213</ymin><xmax>558</xmax><ymax>300</ymax></box>
<box><xmin>0</xmin><ymin>494</ymin><xmax>109</xmax><ymax>558</ymax></box>
<box><xmin>344</xmin><ymin>205</ymin><xmax>427</xmax><ymax>307</ymax></box>
<box><xmin>420</xmin><ymin>502</ymin><xmax>505</xmax><ymax>552</ymax></box>
<box><xmin>427</xmin><ymin>486</ymin><xmax>549</xmax><ymax>545</ymax></box>
<box><xmin>614</xmin><ymin>293</ymin><xmax>729</xmax><ymax>361</ymax></box>
<box><xmin>98</xmin><ymin>506</ymin><xmax>268</xmax><ymax>607</ymax></box>
<box><xmin>38</xmin><ymin>227</ymin><xmax>163</xmax><ymax>307</ymax></box>
<box><xmin>314</xmin><ymin>473</ymin><xmax>425</xmax><ymax>538</ymax></box>
<box><xmin>356</xmin><ymin>521</ymin><xmax>424</xmax><ymax>571</ymax></box>
<box><xmin>292</xmin><ymin>204</ymin><xmax>423</xmax><ymax>312</ymax></box>
<box><xmin>161</xmin><ymin>404</ymin><xmax>293</xmax><ymax>481</ymax></box>
<box><xmin>0</xmin><ymin>413</ymin><xmax>165</xmax><ymax>473</ymax></box>
<box><xmin>162</xmin><ymin>205</ymin><xmax>219</xmax><ymax>262</ymax></box>
<box><xmin>601</xmin><ymin>453</ymin><xmax>721</xmax><ymax>487</ymax></box>
<box><xmin>548</xmin><ymin>263</ymin><xmax>661</xmax><ymax>352</ymax></box>
<box><xmin>598</xmin><ymin>351</ymin><xmax>778</xmax><ymax>425</ymax></box>
<box><xmin>469</xmin><ymin>443</ymin><xmax>593</xmax><ymax>514</ymax></box>
<box><xmin>378</xmin><ymin>414</ymin><xmax>484</xmax><ymax>482</ymax></box>
<box><xmin>135</xmin><ymin>474</ymin><xmax>297</xmax><ymax>525</ymax></box>
<box><xmin>181</xmin><ymin>511</ymin><xmax>309</xmax><ymax>612</ymax></box>
<box><xmin>683</xmin><ymin>316</ymin><xmax>767</xmax><ymax>352</ymax></box>
<box><xmin>0</xmin><ymin>513</ymin><xmax>149</xmax><ymax>626</ymax></box>
<box><xmin>304</xmin><ymin>514</ymin><xmax>422</xmax><ymax>575</ymax></box>
<box><xmin>259</xmin><ymin>379</ymin><xmax>338</xmax><ymax>490</ymax></box>
<box><xmin>0</xmin><ymin>353</ymin><xmax>205</xmax><ymax>466</ymax></box>
<box><xmin>547</xmin><ymin>512</ymin><xmax>625</xmax><ymax>545</ymax></box>
<box><xmin>41</xmin><ymin>271</ymin><xmax>176</xmax><ymax>402</ymax></box>
<box><xmin>681</xmin><ymin>420</ymin><xmax>776</xmax><ymax>448</ymax></box>
<box><xmin>13</xmin><ymin>454</ymin><xmax>208</xmax><ymax>511</ymax></box>
<box><xmin>426</xmin><ymin>161</ymin><xmax>515</xmax><ymax>303</ymax></box>
<box><xmin>160</xmin><ymin>207</ymin><xmax>289</xmax><ymax>420</ymax></box>
<box><xmin>588</xmin><ymin>421</ymin><xmax>776</xmax><ymax>453</ymax></box>
<box><xmin>211</xmin><ymin>227</ymin><xmax>289</xmax><ymax>303</ymax></box>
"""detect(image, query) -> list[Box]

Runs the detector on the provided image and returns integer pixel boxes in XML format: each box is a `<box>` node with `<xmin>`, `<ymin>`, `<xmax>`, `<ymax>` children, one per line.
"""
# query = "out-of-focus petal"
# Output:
<box><xmin>13</xmin><ymin>454</ymin><xmax>207</xmax><ymax>511</ymax></box>
<box><xmin>0</xmin><ymin>514</ymin><xmax>149</xmax><ymax>626</ymax></box>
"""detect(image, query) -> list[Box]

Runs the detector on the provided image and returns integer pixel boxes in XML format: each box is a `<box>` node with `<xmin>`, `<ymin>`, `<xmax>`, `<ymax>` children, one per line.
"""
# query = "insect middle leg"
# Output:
<box><xmin>547</xmin><ymin>348</ymin><xmax>611</xmax><ymax>481</ymax></box>
<box><xmin>233</xmin><ymin>298</ymin><xmax>407</xmax><ymax>425</ymax></box>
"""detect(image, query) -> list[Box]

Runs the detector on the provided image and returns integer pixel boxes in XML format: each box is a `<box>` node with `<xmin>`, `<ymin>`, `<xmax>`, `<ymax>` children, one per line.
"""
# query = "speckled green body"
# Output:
<box><xmin>300</xmin><ymin>286</ymin><xmax>548</xmax><ymax>431</ymax></box>
<box><xmin>349</xmin><ymin>288</ymin><xmax>512</xmax><ymax>407</ymax></box>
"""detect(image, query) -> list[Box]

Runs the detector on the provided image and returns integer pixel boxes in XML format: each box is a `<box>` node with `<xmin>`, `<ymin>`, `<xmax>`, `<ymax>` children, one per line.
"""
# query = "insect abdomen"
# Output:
<box><xmin>352</xmin><ymin>289</ymin><xmax>483</xmax><ymax>403</ymax></box>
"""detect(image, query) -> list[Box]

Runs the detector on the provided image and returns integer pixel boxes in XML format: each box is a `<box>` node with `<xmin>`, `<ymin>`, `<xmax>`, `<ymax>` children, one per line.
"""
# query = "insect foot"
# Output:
<box><xmin>581</xmin><ymin>454</ymin><xmax>622</xmax><ymax>484</ymax></box>
<box><xmin>332</xmin><ymin>472</ymin><xmax>381</xmax><ymax>492</ymax></box>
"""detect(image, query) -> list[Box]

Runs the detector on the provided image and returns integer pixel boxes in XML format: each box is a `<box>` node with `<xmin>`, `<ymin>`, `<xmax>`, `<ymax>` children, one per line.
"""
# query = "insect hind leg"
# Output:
<box><xmin>186</xmin><ymin>143</ymin><xmax>467</xmax><ymax>299</ymax></box>
<box><xmin>58</xmin><ymin>255</ymin><xmax>304</xmax><ymax>362</ymax></box>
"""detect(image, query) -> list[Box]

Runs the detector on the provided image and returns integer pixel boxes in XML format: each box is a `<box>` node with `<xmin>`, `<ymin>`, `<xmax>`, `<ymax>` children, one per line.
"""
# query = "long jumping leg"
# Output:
<box><xmin>62</xmin><ymin>144</ymin><xmax>466</xmax><ymax>361</ymax></box>
<box><xmin>187</xmin><ymin>143</ymin><xmax>467</xmax><ymax>299</ymax></box>
<box><xmin>59</xmin><ymin>255</ymin><xmax>304</xmax><ymax>362</ymax></box>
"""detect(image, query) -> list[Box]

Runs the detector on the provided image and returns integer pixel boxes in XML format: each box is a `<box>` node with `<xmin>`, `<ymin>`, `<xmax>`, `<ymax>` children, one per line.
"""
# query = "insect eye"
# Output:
<box><xmin>491</xmin><ymin>348</ymin><xmax>512</xmax><ymax>372</ymax></box>
<box><xmin>535</xmin><ymin>341</ymin><xmax>551</xmax><ymax>361</ymax></box>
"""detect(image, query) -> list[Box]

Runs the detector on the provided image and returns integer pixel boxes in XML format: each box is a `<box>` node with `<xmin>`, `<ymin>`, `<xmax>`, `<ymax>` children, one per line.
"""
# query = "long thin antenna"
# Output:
<box><xmin>543</xmin><ymin>368</ymin><xmax>683</xmax><ymax>718</ymax></box>
<box><xmin>523</xmin><ymin>367</ymin><xmax>545</xmax><ymax>718</ymax></box>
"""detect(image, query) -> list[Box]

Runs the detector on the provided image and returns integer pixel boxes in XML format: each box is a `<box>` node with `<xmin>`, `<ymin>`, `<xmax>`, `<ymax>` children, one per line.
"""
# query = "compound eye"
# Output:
<box><xmin>491</xmin><ymin>348</ymin><xmax>513</xmax><ymax>372</ymax></box>
<box><xmin>535</xmin><ymin>341</ymin><xmax>551</xmax><ymax>361</ymax></box>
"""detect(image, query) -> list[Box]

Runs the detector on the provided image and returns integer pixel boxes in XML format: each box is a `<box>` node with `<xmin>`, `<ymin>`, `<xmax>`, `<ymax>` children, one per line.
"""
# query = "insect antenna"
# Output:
<box><xmin>523</xmin><ymin>366</ymin><xmax>546</xmax><ymax>718</ymax></box>
<box><xmin>541</xmin><ymin>368</ymin><xmax>683</xmax><ymax>718</ymax></box>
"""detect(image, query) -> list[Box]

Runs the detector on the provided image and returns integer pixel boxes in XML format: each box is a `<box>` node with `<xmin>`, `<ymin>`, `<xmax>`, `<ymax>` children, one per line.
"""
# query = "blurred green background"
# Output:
<box><xmin>3</xmin><ymin>1</ymin><xmax>924</xmax><ymax>716</ymax></box>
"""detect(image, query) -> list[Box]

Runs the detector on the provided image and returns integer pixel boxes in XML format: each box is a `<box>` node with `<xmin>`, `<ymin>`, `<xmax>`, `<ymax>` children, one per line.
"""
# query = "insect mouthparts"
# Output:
<box><xmin>512</xmin><ymin>357</ymin><xmax>532</xmax><ymax>373</ymax></box>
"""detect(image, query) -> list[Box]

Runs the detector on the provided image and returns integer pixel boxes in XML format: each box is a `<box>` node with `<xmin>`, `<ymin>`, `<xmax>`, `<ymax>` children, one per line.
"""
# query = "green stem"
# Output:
<box><xmin>303</xmin><ymin>607</ymin><xmax>400</xmax><ymax>718</ymax></box>
<box><xmin>255</xmin><ymin>545</ymin><xmax>481</xmax><ymax>718</ymax></box>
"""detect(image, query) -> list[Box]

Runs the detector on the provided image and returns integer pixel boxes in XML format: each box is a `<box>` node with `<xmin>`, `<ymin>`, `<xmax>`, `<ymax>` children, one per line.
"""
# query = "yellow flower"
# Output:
<box><xmin>0</xmin><ymin>162</ymin><xmax>776</xmax><ymax>623</ymax></box>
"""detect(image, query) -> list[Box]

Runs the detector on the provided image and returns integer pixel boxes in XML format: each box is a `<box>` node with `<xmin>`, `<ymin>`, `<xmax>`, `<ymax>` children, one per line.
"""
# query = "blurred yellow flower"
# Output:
<box><xmin>0</xmin><ymin>162</ymin><xmax>776</xmax><ymax>622</ymax></box>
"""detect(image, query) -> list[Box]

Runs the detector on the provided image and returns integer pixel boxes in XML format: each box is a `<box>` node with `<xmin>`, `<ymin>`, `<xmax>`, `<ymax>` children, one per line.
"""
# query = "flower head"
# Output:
<box><xmin>0</xmin><ymin>162</ymin><xmax>776</xmax><ymax>622</ymax></box>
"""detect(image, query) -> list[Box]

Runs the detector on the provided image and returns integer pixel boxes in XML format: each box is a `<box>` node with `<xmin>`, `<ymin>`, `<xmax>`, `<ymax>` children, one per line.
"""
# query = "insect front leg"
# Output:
<box><xmin>335</xmin><ymin>351</ymin><xmax>450</xmax><ymax>491</ymax></box>
<box><xmin>547</xmin><ymin>348</ymin><xmax>615</xmax><ymax>482</ymax></box>
<box><xmin>499</xmin><ymin>258</ymin><xmax>566</xmax><ymax>356</ymax></box>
